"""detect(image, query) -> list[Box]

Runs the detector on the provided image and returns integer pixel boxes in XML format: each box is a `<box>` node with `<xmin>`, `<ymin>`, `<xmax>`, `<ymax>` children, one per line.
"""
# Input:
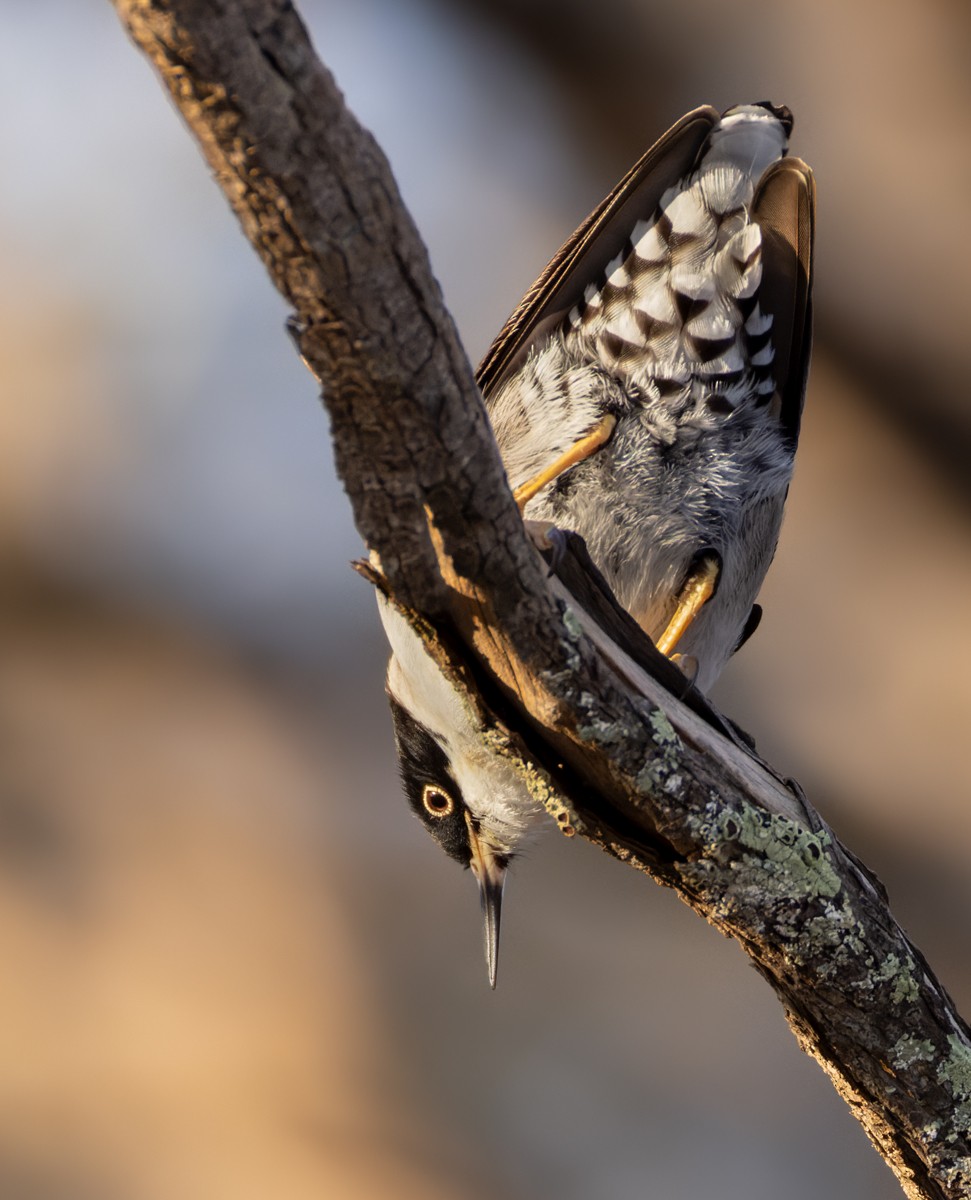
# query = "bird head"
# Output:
<box><xmin>379</xmin><ymin>597</ymin><xmax>542</xmax><ymax>987</ymax></box>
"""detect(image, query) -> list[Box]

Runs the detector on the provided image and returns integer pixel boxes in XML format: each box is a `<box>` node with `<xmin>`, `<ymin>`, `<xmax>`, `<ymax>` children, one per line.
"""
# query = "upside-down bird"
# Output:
<box><xmin>378</xmin><ymin>102</ymin><xmax>815</xmax><ymax>986</ymax></box>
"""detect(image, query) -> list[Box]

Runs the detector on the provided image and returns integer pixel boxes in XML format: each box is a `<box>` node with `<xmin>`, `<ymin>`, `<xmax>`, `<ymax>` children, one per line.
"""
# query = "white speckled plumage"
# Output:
<box><xmin>488</xmin><ymin>103</ymin><xmax>810</xmax><ymax>690</ymax></box>
<box><xmin>380</xmin><ymin>104</ymin><xmax>815</xmax><ymax>981</ymax></box>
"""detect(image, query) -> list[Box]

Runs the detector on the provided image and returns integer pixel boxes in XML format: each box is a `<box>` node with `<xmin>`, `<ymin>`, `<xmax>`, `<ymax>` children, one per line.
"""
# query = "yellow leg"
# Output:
<box><xmin>656</xmin><ymin>553</ymin><xmax>721</xmax><ymax>656</ymax></box>
<box><xmin>513</xmin><ymin>414</ymin><xmax>617</xmax><ymax>512</ymax></box>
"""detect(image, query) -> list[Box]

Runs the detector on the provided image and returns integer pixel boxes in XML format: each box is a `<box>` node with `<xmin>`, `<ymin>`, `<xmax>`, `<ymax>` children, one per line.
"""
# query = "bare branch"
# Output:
<box><xmin>111</xmin><ymin>2</ymin><xmax>971</xmax><ymax>1195</ymax></box>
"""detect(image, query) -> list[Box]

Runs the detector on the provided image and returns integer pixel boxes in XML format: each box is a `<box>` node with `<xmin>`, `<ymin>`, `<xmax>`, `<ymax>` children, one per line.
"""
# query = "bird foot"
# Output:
<box><xmin>513</xmin><ymin>413</ymin><xmax>617</xmax><ymax>512</ymax></box>
<box><xmin>671</xmin><ymin>653</ymin><xmax>699</xmax><ymax>684</ymax></box>
<box><xmin>524</xmin><ymin>520</ymin><xmax>569</xmax><ymax>576</ymax></box>
<box><xmin>655</xmin><ymin>551</ymin><xmax>722</xmax><ymax>656</ymax></box>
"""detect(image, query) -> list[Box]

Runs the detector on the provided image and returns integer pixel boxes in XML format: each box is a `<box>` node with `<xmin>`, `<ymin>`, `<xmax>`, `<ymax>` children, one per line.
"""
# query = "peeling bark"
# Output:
<box><xmin>110</xmin><ymin>2</ymin><xmax>971</xmax><ymax>1195</ymax></box>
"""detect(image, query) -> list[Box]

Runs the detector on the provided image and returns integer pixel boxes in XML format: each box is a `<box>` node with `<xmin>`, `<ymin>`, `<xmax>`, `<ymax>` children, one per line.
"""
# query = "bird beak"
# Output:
<box><xmin>465</xmin><ymin>812</ymin><xmax>507</xmax><ymax>989</ymax></box>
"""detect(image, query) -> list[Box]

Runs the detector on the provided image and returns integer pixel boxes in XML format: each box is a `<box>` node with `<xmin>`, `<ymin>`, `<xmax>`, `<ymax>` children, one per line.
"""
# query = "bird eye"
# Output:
<box><xmin>422</xmin><ymin>784</ymin><xmax>454</xmax><ymax>818</ymax></box>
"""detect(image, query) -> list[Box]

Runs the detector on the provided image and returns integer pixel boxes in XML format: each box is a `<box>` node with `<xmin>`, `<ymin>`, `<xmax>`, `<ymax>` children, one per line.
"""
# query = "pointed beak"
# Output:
<box><xmin>465</xmin><ymin>812</ymin><xmax>507</xmax><ymax>989</ymax></box>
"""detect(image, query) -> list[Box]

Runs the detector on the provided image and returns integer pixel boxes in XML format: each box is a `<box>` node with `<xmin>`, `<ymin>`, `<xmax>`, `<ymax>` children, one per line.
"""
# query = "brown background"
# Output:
<box><xmin>1</xmin><ymin>1</ymin><xmax>969</xmax><ymax>1196</ymax></box>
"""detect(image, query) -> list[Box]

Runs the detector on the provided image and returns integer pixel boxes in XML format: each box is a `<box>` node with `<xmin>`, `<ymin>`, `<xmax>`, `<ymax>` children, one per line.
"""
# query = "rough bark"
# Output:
<box><xmin>110</xmin><ymin>2</ymin><xmax>971</xmax><ymax>1195</ymax></box>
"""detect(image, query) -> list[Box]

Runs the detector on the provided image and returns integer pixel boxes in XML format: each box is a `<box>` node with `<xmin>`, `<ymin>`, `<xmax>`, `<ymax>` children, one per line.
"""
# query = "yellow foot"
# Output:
<box><xmin>513</xmin><ymin>413</ymin><xmax>617</xmax><ymax>513</ymax></box>
<box><xmin>524</xmin><ymin>519</ymin><xmax>557</xmax><ymax>553</ymax></box>
<box><xmin>524</xmin><ymin>520</ymin><xmax>570</xmax><ymax>575</ymax></box>
<box><xmin>670</xmin><ymin>653</ymin><xmax>699</xmax><ymax>683</ymax></box>
<box><xmin>656</xmin><ymin>552</ymin><xmax>721</xmax><ymax>657</ymax></box>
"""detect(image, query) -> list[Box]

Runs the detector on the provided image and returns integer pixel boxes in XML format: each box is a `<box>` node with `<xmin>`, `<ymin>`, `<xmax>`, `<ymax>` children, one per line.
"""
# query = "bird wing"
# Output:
<box><xmin>476</xmin><ymin>106</ymin><xmax>719</xmax><ymax>398</ymax></box>
<box><xmin>750</xmin><ymin>157</ymin><xmax>816</xmax><ymax>447</ymax></box>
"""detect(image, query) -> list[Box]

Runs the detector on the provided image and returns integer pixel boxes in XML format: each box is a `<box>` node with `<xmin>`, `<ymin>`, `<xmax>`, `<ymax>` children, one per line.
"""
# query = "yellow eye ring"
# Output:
<box><xmin>422</xmin><ymin>785</ymin><xmax>454</xmax><ymax>818</ymax></box>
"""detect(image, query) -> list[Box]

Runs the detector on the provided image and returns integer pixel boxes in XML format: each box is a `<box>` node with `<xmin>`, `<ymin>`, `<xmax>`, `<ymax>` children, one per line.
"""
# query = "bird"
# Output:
<box><xmin>377</xmin><ymin>102</ymin><xmax>815</xmax><ymax>987</ymax></box>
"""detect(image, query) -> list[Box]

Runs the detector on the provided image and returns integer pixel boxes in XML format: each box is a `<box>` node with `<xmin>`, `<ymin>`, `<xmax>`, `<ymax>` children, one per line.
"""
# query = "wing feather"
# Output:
<box><xmin>476</xmin><ymin>107</ymin><xmax>719</xmax><ymax>397</ymax></box>
<box><xmin>751</xmin><ymin>157</ymin><xmax>816</xmax><ymax>446</ymax></box>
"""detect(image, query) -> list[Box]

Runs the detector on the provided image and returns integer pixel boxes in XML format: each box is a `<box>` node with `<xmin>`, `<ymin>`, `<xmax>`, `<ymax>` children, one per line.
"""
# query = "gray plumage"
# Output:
<box><xmin>486</xmin><ymin>102</ymin><xmax>813</xmax><ymax>690</ymax></box>
<box><xmin>379</xmin><ymin>103</ymin><xmax>815</xmax><ymax>984</ymax></box>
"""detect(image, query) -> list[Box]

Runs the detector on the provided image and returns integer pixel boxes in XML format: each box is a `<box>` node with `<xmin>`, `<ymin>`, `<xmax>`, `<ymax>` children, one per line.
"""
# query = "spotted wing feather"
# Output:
<box><xmin>476</xmin><ymin>107</ymin><xmax>719</xmax><ymax>397</ymax></box>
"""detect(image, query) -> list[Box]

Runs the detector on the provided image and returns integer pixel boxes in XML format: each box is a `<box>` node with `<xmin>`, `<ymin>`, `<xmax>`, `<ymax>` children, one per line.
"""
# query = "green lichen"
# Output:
<box><xmin>634</xmin><ymin>708</ymin><xmax>685</xmax><ymax>795</ymax></box>
<box><xmin>794</xmin><ymin>910</ymin><xmax>867</xmax><ymax>973</ymax></box>
<box><xmin>919</xmin><ymin>1119</ymin><xmax>942</xmax><ymax>1145</ymax></box>
<box><xmin>940</xmin><ymin>1157</ymin><xmax>971</xmax><ymax>1187</ymax></box>
<box><xmin>561</xmin><ymin>604</ymin><xmax>584</xmax><ymax>642</ymax></box>
<box><xmin>951</xmin><ymin>1103</ymin><xmax>971</xmax><ymax>1139</ymax></box>
<box><xmin>677</xmin><ymin>798</ymin><xmax>855</xmax><ymax>966</ymax></box>
<box><xmin>525</xmin><ymin>764</ymin><xmax>585</xmax><ymax>838</ymax></box>
<box><xmin>938</xmin><ymin>1034</ymin><xmax>971</xmax><ymax>1102</ymax></box>
<box><xmin>576</xmin><ymin>694</ymin><xmax>627</xmax><ymax>746</ymax></box>
<box><xmin>870</xmin><ymin>953</ymin><xmax>920</xmax><ymax>1006</ymax></box>
<box><xmin>558</xmin><ymin>605</ymin><xmax>584</xmax><ymax>671</ymax></box>
<box><xmin>648</xmin><ymin>706</ymin><xmax>681</xmax><ymax>750</ymax></box>
<box><xmin>690</xmin><ymin>802</ymin><xmax>842</xmax><ymax>902</ymax></box>
<box><xmin>890</xmin><ymin>972</ymin><xmax>920</xmax><ymax>1005</ymax></box>
<box><xmin>483</xmin><ymin>728</ymin><xmax>585</xmax><ymax>838</ymax></box>
<box><xmin>892</xmin><ymin>1034</ymin><xmax>936</xmax><ymax>1070</ymax></box>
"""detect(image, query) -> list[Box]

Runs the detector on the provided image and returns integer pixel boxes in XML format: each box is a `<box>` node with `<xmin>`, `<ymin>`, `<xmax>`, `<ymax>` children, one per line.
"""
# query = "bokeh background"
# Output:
<box><xmin>2</xmin><ymin>1</ymin><xmax>969</xmax><ymax>1197</ymax></box>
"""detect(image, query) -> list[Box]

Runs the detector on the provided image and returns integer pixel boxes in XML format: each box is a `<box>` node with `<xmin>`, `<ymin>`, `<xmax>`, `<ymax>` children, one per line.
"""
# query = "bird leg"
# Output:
<box><xmin>655</xmin><ymin>551</ymin><xmax>721</xmax><ymax>656</ymax></box>
<box><xmin>513</xmin><ymin>413</ymin><xmax>617</xmax><ymax>512</ymax></box>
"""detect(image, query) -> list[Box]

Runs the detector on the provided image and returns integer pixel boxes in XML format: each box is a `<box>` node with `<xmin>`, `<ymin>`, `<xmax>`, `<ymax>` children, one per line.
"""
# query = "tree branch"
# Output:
<box><xmin>111</xmin><ymin>2</ymin><xmax>971</xmax><ymax>1195</ymax></box>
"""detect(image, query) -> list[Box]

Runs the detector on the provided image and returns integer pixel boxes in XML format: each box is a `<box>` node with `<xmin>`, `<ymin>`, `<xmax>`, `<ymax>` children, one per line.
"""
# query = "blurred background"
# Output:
<box><xmin>1</xmin><ymin>1</ymin><xmax>969</xmax><ymax>1196</ymax></box>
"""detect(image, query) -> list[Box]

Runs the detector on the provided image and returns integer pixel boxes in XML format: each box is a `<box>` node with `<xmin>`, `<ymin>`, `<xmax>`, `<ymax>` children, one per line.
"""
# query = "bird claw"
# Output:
<box><xmin>524</xmin><ymin>520</ymin><xmax>569</xmax><ymax>576</ymax></box>
<box><xmin>671</xmin><ymin>652</ymin><xmax>699</xmax><ymax>684</ymax></box>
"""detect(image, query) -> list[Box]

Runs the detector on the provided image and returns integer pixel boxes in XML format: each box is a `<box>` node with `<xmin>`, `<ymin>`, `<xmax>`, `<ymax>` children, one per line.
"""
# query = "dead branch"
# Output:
<box><xmin>110</xmin><ymin>2</ymin><xmax>971</xmax><ymax>1195</ymax></box>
